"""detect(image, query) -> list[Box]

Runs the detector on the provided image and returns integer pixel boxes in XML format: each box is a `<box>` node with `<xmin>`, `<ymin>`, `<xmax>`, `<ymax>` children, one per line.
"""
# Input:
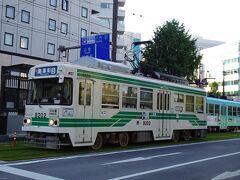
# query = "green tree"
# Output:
<box><xmin>141</xmin><ymin>19</ymin><xmax>202</xmax><ymax>82</ymax></box>
<box><xmin>208</xmin><ymin>82</ymin><xmax>221</xmax><ymax>97</ymax></box>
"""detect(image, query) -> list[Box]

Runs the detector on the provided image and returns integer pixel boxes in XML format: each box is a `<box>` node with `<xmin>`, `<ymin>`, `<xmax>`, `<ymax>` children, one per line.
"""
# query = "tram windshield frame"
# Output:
<box><xmin>27</xmin><ymin>78</ymin><xmax>73</xmax><ymax>105</ymax></box>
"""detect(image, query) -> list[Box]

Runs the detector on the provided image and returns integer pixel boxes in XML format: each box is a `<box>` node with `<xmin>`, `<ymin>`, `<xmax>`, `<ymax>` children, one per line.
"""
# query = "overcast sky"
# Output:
<box><xmin>124</xmin><ymin>0</ymin><xmax>240</xmax><ymax>43</ymax></box>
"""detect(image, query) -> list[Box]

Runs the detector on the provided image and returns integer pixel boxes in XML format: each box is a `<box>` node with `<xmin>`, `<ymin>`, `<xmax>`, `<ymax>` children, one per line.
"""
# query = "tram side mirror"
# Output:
<box><xmin>58</xmin><ymin>74</ymin><xmax>64</xmax><ymax>83</ymax></box>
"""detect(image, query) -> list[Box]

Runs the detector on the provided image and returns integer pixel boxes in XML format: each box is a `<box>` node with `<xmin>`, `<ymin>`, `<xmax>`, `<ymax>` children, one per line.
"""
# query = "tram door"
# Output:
<box><xmin>157</xmin><ymin>90</ymin><xmax>171</xmax><ymax>137</ymax></box>
<box><xmin>77</xmin><ymin>79</ymin><xmax>94</xmax><ymax>143</ymax></box>
<box><xmin>220</xmin><ymin>104</ymin><xmax>227</xmax><ymax>130</ymax></box>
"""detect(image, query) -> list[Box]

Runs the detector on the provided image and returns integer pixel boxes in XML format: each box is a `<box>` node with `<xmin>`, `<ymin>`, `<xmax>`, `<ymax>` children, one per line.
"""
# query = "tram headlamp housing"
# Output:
<box><xmin>23</xmin><ymin>118</ymin><xmax>31</xmax><ymax>125</ymax></box>
<box><xmin>49</xmin><ymin>119</ymin><xmax>58</xmax><ymax>126</ymax></box>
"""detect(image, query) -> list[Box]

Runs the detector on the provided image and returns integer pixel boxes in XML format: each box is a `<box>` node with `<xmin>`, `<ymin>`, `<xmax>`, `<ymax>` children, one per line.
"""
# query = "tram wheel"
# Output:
<box><xmin>183</xmin><ymin>130</ymin><xmax>191</xmax><ymax>141</ymax></box>
<box><xmin>119</xmin><ymin>132</ymin><xmax>129</xmax><ymax>147</ymax></box>
<box><xmin>172</xmin><ymin>131</ymin><xmax>180</xmax><ymax>143</ymax></box>
<box><xmin>92</xmin><ymin>134</ymin><xmax>103</xmax><ymax>150</ymax></box>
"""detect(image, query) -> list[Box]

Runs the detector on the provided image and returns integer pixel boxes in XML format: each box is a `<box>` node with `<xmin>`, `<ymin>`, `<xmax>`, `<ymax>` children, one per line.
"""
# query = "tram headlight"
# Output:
<box><xmin>49</xmin><ymin>119</ymin><xmax>54</xmax><ymax>126</ymax></box>
<box><xmin>49</xmin><ymin>119</ymin><xmax>58</xmax><ymax>126</ymax></box>
<box><xmin>23</xmin><ymin>118</ymin><xmax>31</xmax><ymax>125</ymax></box>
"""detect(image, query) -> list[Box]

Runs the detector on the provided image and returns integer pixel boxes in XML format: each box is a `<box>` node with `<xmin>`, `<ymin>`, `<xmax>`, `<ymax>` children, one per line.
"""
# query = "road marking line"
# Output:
<box><xmin>0</xmin><ymin>165</ymin><xmax>64</xmax><ymax>180</ymax></box>
<box><xmin>103</xmin><ymin>152</ymin><xmax>182</xmax><ymax>165</ymax></box>
<box><xmin>109</xmin><ymin>151</ymin><xmax>240</xmax><ymax>180</ymax></box>
<box><xmin>211</xmin><ymin>169</ymin><xmax>240</xmax><ymax>180</ymax></box>
<box><xmin>5</xmin><ymin>138</ymin><xmax>240</xmax><ymax>167</ymax></box>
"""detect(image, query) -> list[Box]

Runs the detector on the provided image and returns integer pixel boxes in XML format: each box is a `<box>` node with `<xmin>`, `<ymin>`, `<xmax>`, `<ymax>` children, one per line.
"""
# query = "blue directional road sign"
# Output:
<box><xmin>80</xmin><ymin>34</ymin><xmax>110</xmax><ymax>61</ymax></box>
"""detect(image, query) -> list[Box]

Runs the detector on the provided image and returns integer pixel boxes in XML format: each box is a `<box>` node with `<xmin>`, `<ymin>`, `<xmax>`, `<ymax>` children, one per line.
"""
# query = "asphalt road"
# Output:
<box><xmin>1</xmin><ymin>139</ymin><xmax>240</xmax><ymax>180</ymax></box>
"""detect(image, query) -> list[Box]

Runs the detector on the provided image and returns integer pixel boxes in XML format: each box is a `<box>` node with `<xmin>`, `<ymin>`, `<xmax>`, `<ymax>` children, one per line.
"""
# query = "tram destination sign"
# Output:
<box><xmin>35</xmin><ymin>66</ymin><xmax>57</xmax><ymax>76</ymax></box>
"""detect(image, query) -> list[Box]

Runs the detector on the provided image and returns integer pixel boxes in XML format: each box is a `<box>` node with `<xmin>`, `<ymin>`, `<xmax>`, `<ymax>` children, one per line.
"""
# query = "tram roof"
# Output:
<box><xmin>29</xmin><ymin>60</ymin><xmax>206</xmax><ymax>96</ymax></box>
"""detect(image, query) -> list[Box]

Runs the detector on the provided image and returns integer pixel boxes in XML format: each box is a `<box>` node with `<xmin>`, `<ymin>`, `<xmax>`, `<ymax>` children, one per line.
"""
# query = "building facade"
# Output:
<box><xmin>0</xmin><ymin>0</ymin><xmax>103</xmax><ymax>65</ymax></box>
<box><xmin>201</xmin><ymin>41</ymin><xmax>240</xmax><ymax>100</ymax></box>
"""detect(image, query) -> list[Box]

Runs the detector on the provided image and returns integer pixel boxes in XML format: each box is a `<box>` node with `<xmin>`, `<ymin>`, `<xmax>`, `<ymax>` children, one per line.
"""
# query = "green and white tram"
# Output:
<box><xmin>207</xmin><ymin>97</ymin><xmax>240</xmax><ymax>132</ymax></box>
<box><xmin>22</xmin><ymin>57</ymin><xmax>207</xmax><ymax>149</ymax></box>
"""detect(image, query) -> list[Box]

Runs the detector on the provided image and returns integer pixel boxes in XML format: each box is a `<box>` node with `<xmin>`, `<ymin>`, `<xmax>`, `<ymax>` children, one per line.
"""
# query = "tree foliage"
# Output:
<box><xmin>141</xmin><ymin>19</ymin><xmax>202</xmax><ymax>82</ymax></box>
<box><xmin>208</xmin><ymin>82</ymin><xmax>221</xmax><ymax>97</ymax></box>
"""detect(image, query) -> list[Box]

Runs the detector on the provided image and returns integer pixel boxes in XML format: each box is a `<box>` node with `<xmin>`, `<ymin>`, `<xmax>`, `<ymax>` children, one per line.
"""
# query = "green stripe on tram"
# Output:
<box><xmin>77</xmin><ymin>69</ymin><xmax>205</xmax><ymax>96</ymax></box>
<box><xmin>30</xmin><ymin>111</ymin><xmax>206</xmax><ymax>127</ymax></box>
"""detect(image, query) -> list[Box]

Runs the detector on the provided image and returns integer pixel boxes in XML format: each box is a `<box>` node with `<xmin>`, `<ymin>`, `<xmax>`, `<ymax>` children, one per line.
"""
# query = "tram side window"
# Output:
<box><xmin>157</xmin><ymin>92</ymin><xmax>162</xmax><ymax>110</ymax></box>
<box><xmin>157</xmin><ymin>92</ymin><xmax>170</xmax><ymax>110</ymax></box>
<box><xmin>238</xmin><ymin>107</ymin><xmax>240</xmax><ymax>116</ymax></box>
<box><xmin>165</xmin><ymin>93</ymin><xmax>170</xmax><ymax>110</ymax></box>
<box><xmin>140</xmin><ymin>88</ymin><xmax>153</xmax><ymax>109</ymax></box>
<box><xmin>122</xmin><ymin>86</ymin><xmax>137</xmax><ymax>109</ymax></box>
<box><xmin>174</xmin><ymin>93</ymin><xmax>184</xmax><ymax>103</ymax></box>
<box><xmin>215</xmin><ymin>104</ymin><xmax>220</xmax><ymax>115</ymax></box>
<box><xmin>102</xmin><ymin>83</ymin><xmax>119</xmax><ymax>108</ymax></box>
<box><xmin>228</xmin><ymin>106</ymin><xmax>233</xmax><ymax>116</ymax></box>
<box><xmin>221</xmin><ymin>106</ymin><xmax>226</xmax><ymax>115</ymax></box>
<box><xmin>186</xmin><ymin>95</ymin><xmax>194</xmax><ymax>112</ymax></box>
<box><xmin>196</xmin><ymin>97</ymin><xmax>204</xmax><ymax>113</ymax></box>
<box><xmin>79</xmin><ymin>82</ymin><xmax>92</xmax><ymax>105</ymax></box>
<box><xmin>233</xmin><ymin>107</ymin><xmax>237</xmax><ymax>116</ymax></box>
<box><xmin>208</xmin><ymin>104</ymin><xmax>214</xmax><ymax>115</ymax></box>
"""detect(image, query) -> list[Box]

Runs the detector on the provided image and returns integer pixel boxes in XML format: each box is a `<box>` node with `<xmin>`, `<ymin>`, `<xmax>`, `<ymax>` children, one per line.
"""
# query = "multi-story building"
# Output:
<box><xmin>98</xmin><ymin>0</ymin><xmax>126</xmax><ymax>61</ymax></box>
<box><xmin>0</xmin><ymin>0</ymin><xmax>102</xmax><ymax>65</ymax></box>
<box><xmin>201</xmin><ymin>41</ymin><xmax>240</xmax><ymax>100</ymax></box>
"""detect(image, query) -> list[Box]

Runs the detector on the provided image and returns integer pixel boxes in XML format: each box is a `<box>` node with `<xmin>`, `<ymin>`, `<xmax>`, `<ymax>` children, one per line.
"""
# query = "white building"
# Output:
<box><xmin>201</xmin><ymin>41</ymin><xmax>240</xmax><ymax>99</ymax></box>
<box><xmin>124</xmin><ymin>31</ymin><xmax>141</xmax><ymax>51</ymax></box>
<box><xmin>0</xmin><ymin>0</ymin><xmax>104</xmax><ymax>66</ymax></box>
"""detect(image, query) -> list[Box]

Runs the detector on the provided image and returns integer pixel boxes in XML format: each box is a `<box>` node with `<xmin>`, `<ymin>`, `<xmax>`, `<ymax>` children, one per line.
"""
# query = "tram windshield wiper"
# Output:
<box><xmin>36</xmin><ymin>98</ymin><xmax>42</xmax><ymax>108</ymax></box>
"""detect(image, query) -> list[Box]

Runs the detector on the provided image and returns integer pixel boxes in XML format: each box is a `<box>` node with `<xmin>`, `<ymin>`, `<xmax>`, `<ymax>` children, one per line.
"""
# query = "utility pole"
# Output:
<box><xmin>222</xmin><ymin>64</ymin><xmax>226</xmax><ymax>99</ymax></box>
<box><xmin>111</xmin><ymin>0</ymin><xmax>118</xmax><ymax>62</ymax></box>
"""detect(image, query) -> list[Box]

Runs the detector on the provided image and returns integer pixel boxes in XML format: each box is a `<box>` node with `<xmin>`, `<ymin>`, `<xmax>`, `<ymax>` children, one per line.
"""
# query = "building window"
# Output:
<box><xmin>21</xmin><ymin>10</ymin><xmax>30</xmax><ymax>23</ymax></box>
<box><xmin>49</xmin><ymin>0</ymin><xmax>57</xmax><ymax>7</ymax></box>
<box><xmin>81</xmin><ymin>7</ymin><xmax>88</xmax><ymax>18</ymax></box>
<box><xmin>4</xmin><ymin>32</ymin><xmax>14</xmax><ymax>46</ymax></box>
<box><xmin>49</xmin><ymin>19</ymin><xmax>56</xmax><ymax>31</ymax></box>
<box><xmin>101</xmin><ymin>3</ymin><xmax>113</xmax><ymax>9</ymax></box>
<box><xmin>47</xmin><ymin>43</ymin><xmax>55</xmax><ymax>55</ymax></box>
<box><xmin>20</xmin><ymin>36</ymin><xmax>29</xmax><ymax>49</ymax></box>
<box><xmin>81</xmin><ymin>29</ymin><xmax>87</xmax><ymax>37</ymax></box>
<box><xmin>61</xmin><ymin>22</ymin><xmax>68</xmax><ymax>34</ymax></box>
<box><xmin>6</xmin><ymin>5</ymin><xmax>15</xmax><ymax>19</ymax></box>
<box><xmin>62</xmin><ymin>0</ymin><xmax>69</xmax><ymax>11</ymax></box>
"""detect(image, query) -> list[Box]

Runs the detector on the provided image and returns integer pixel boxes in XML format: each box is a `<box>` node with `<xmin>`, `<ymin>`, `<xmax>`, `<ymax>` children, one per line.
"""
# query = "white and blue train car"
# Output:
<box><xmin>207</xmin><ymin>97</ymin><xmax>240</xmax><ymax>131</ymax></box>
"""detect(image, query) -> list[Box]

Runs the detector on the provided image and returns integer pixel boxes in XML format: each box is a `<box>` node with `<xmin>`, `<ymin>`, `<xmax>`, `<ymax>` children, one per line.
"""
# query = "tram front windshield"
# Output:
<box><xmin>27</xmin><ymin>78</ymin><xmax>72</xmax><ymax>105</ymax></box>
